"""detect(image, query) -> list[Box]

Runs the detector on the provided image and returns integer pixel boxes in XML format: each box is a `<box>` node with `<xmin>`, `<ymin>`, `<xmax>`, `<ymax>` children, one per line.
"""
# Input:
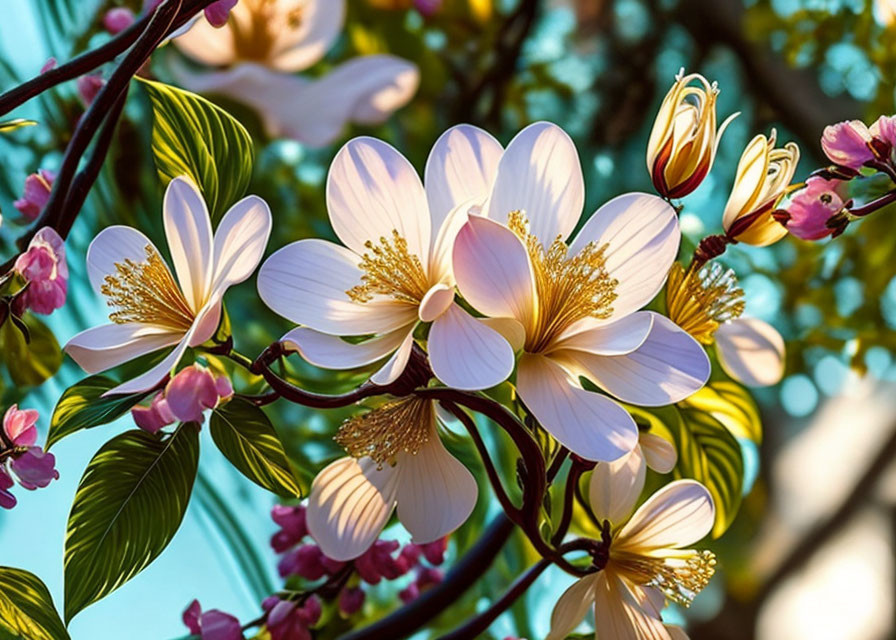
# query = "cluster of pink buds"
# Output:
<box><xmin>182</xmin><ymin>600</ymin><xmax>242</xmax><ymax>640</ymax></box>
<box><xmin>0</xmin><ymin>406</ymin><xmax>59</xmax><ymax>509</ymax></box>
<box><xmin>260</xmin><ymin>595</ymin><xmax>321</xmax><ymax>640</ymax></box>
<box><xmin>271</xmin><ymin>504</ymin><xmax>448</xmax><ymax>618</ymax></box>
<box><xmin>776</xmin><ymin>115</ymin><xmax>896</xmax><ymax>241</ymax></box>
<box><xmin>10</xmin><ymin>227</ymin><xmax>68</xmax><ymax>315</ymax></box>
<box><xmin>132</xmin><ymin>364</ymin><xmax>233</xmax><ymax>433</ymax></box>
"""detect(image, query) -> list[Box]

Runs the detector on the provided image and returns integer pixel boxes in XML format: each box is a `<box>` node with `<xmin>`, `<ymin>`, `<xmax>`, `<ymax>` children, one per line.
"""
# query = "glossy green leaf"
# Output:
<box><xmin>680</xmin><ymin>381</ymin><xmax>762</xmax><ymax>444</ymax></box>
<box><xmin>0</xmin><ymin>567</ymin><xmax>69</xmax><ymax>640</ymax></box>
<box><xmin>0</xmin><ymin>315</ymin><xmax>62</xmax><ymax>387</ymax></box>
<box><xmin>210</xmin><ymin>399</ymin><xmax>304</xmax><ymax>498</ymax></box>
<box><xmin>47</xmin><ymin>375</ymin><xmax>149</xmax><ymax>449</ymax></box>
<box><xmin>64</xmin><ymin>426</ymin><xmax>200</xmax><ymax>623</ymax></box>
<box><xmin>139</xmin><ymin>78</ymin><xmax>254</xmax><ymax>219</ymax></box>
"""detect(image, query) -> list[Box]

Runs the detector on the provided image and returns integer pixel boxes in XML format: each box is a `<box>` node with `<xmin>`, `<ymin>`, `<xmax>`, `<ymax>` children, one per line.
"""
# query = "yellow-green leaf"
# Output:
<box><xmin>0</xmin><ymin>315</ymin><xmax>62</xmax><ymax>387</ymax></box>
<box><xmin>0</xmin><ymin>567</ymin><xmax>69</xmax><ymax>640</ymax></box>
<box><xmin>681</xmin><ymin>381</ymin><xmax>763</xmax><ymax>443</ymax></box>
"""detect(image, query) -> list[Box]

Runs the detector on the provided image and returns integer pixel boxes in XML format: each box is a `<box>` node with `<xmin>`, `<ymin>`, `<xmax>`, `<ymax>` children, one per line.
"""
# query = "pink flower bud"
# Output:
<box><xmin>270</xmin><ymin>504</ymin><xmax>307</xmax><ymax>552</ymax></box>
<box><xmin>278</xmin><ymin>544</ymin><xmax>326</xmax><ymax>580</ymax></box>
<box><xmin>266</xmin><ymin>598</ymin><xmax>313</xmax><ymax>640</ymax></box>
<box><xmin>296</xmin><ymin>596</ymin><xmax>321</xmax><ymax>626</ymax></box>
<box><xmin>183</xmin><ymin>600</ymin><xmax>202</xmax><ymax>635</ymax></box>
<box><xmin>165</xmin><ymin>366</ymin><xmax>228</xmax><ymax>423</ymax></box>
<box><xmin>399</xmin><ymin>582</ymin><xmax>419</xmax><ymax>603</ymax></box>
<box><xmin>198</xmin><ymin>610</ymin><xmax>242</xmax><ymax>640</ymax></box>
<box><xmin>77</xmin><ymin>74</ymin><xmax>105</xmax><ymax>107</ymax></box>
<box><xmin>821</xmin><ymin>120</ymin><xmax>874</xmax><ymax>169</ymax></box>
<box><xmin>14</xmin><ymin>170</ymin><xmax>55</xmax><ymax>221</ymax></box>
<box><xmin>420</xmin><ymin>537</ymin><xmax>448</xmax><ymax>565</ymax></box>
<box><xmin>10</xmin><ymin>448</ymin><xmax>59</xmax><ymax>489</ymax></box>
<box><xmin>204</xmin><ymin>0</ymin><xmax>238</xmax><ymax>27</ymax></box>
<box><xmin>395</xmin><ymin>544</ymin><xmax>422</xmax><ymax>573</ymax></box>
<box><xmin>0</xmin><ymin>468</ymin><xmax>17</xmax><ymax>509</ymax></box>
<box><xmin>416</xmin><ymin>566</ymin><xmax>444</xmax><ymax>589</ymax></box>
<box><xmin>103</xmin><ymin>7</ymin><xmax>136</xmax><ymax>34</ymax></box>
<box><xmin>14</xmin><ymin>227</ymin><xmax>68</xmax><ymax>315</ymax></box>
<box><xmin>338</xmin><ymin>587</ymin><xmax>365</xmax><ymax>615</ymax></box>
<box><xmin>776</xmin><ymin>177</ymin><xmax>849</xmax><ymax>241</ymax></box>
<box><xmin>3</xmin><ymin>405</ymin><xmax>39</xmax><ymax>447</ymax></box>
<box><xmin>319</xmin><ymin>554</ymin><xmax>347</xmax><ymax>575</ymax></box>
<box><xmin>132</xmin><ymin>393</ymin><xmax>176</xmax><ymax>434</ymax></box>
<box><xmin>355</xmin><ymin>540</ymin><xmax>404</xmax><ymax>584</ymax></box>
<box><xmin>872</xmin><ymin>115</ymin><xmax>896</xmax><ymax>150</ymax></box>
<box><xmin>40</xmin><ymin>58</ymin><xmax>56</xmax><ymax>73</ymax></box>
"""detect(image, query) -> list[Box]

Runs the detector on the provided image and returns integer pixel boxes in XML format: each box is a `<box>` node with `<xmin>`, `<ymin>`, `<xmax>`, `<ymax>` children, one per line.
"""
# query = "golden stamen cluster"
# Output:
<box><xmin>334</xmin><ymin>397</ymin><xmax>434</xmax><ymax>469</ymax></box>
<box><xmin>231</xmin><ymin>0</ymin><xmax>303</xmax><ymax>62</ymax></box>
<box><xmin>508</xmin><ymin>210</ymin><xmax>618</xmax><ymax>353</ymax></box>
<box><xmin>101</xmin><ymin>245</ymin><xmax>195</xmax><ymax>331</ymax></box>
<box><xmin>666</xmin><ymin>262</ymin><xmax>744</xmax><ymax>344</ymax></box>
<box><xmin>346</xmin><ymin>230</ymin><xmax>430</xmax><ymax>305</ymax></box>
<box><xmin>616</xmin><ymin>550</ymin><xmax>717</xmax><ymax>607</ymax></box>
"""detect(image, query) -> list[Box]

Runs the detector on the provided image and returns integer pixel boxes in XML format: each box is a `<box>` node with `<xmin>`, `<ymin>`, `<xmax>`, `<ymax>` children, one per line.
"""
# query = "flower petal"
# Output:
<box><xmin>164</xmin><ymin>177</ymin><xmax>214</xmax><ymax>312</ymax></box>
<box><xmin>593</xmin><ymin>572</ymin><xmax>670</xmax><ymax>640</ymax></box>
<box><xmin>640</xmin><ymin>433</ymin><xmax>677</xmax><ymax>473</ymax></box>
<box><xmin>370</xmin><ymin>329</ymin><xmax>416</xmax><ymax>385</ymax></box>
<box><xmin>257</xmin><ymin>239</ymin><xmax>417</xmax><ymax>335</ymax></box>
<box><xmin>306</xmin><ymin>456</ymin><xmax>400</xmax><ymax>561</ymax></box>
<box><xmin>173</xmin><ymin>12</ymin><xmax>236</xmax><ymax>66</ymax></box>
<box><xmin>485</xmin><ymin>122</ymin><xmax>584</xmax><ymax>243</ymax></box>
<box><xmin>589</xmin><ymin>444</ymin><xmax>646</xmax><ymax>525</ymax></box>
<box><xmin>616</xmin><ymin>480</ymin><xmax>714</xmax><ymax>552</ymax></box>
<box><xmin>666</xmin><ymin>626</ymin><xmax>690</xmax><ymax>640</ymax></box>
<box><xmin>569</xmin><ymin>193</ymin><xmax>679</xmax><ymax>321</ymax></box>
<box><xmin>546</xmin><ymin>575</ymin><xmax>598</xmax><ymax>640</ymax></box>
<box><xmin>425</xmin><ymin>124</ymin><xmax>503</xmax><ymax>236</ymax></box>
<box><xmin>516</xmin><ymin>353</ymin><xmax>638</xmax><ymax>462</ymax></box>
<box><xmin>86</xmin><ymin>226</ymin><xmax>161</xmax><ymax>297</ymax></box>
<box><xmin>210</xmin><ymin>195</ymin><xmax>272</xmax><ymax>295</ymax></box>
<box><xmin>327</xmin><ymin>136</ymin><xmax>430</xmax><ymax>263</ymax></box>
<box><xmin>105</xmin><ymin>333</ymin><xmax>193</xmax><ymax>396</ymax></box>
<box><xmin>395</xmin><ymin>436</ymin><xmax>478</xmax><ymax>543</ymax></box>
<box><xmin>266</xmin><ymin>0</ymin><xmax>346</xmax><ymax>72</ymax></box>
<box><xmin>452</xmin><ymin>214</ymin><xmax>535</xmax><ymax>325</ymax></box>
<box><xmin>480</xmin><ymin>317</ymin><xmax>526</xmax><ymax>352</ymax></box>
<box><xmin>715</xmin><ymin>317</ymin><xmax>785</xmax><ymax>387</ymax></box>
<box><xmin>65</xmin><ymin>323</ymin><xmax>183</xmax><ymax>374</ymax></box>
<box><xmin>428</xmin><ymin>303</ymin><xmax>515</xmax><ymax>390</ymax></box>
<box><xmin>550</xmin><ymin>311</ymin><xmax>654</xmax><ymax>356</ymax></box>
<box><xmin>559</xmin><ymin>313</ymin><xmax>710</xmax><ymax>406</ymax></box>
<box><xmin>282</xmin><ymin>326</ymin><xmax>410</xmax><ymax>370</ymax></box>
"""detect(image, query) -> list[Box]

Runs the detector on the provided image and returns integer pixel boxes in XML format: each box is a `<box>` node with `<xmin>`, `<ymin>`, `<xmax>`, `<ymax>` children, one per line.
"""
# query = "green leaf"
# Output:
<box><xmin>681</xmin><ymin>381</ymin><xmax>763</xmax><ymax>444</ymax></box>
<box><xmin>210</xmin><ymin>399</ymin><xmax>304</xmax><ymax>498</ymax></box>
<box><xmin>139</xmin><ymin>78</ymin><xmax>254</xmax><ymax>219</ymax></box>
<box><xmin>0</xmin><ymin>315</ymin><xmax>62</xmax><ymax>387</ymax></box>
<box><xmin>47</xmin><ymin>375</ymin><xmax>149</xmax><ymax>450</ymax></box>
<box><xmin>64</xmin><ymin>426</ymin><xmax>200</xmax><ymax>623</ymax></box>
<box><xmin>0</xmin><ymin>567</ymin><xmax>69</xmax><ymax>640</ymax></box>
<box><xmin>667</xmin><ymin>407</ymin><xmax>745</xmax><ymax>538</ymax></box>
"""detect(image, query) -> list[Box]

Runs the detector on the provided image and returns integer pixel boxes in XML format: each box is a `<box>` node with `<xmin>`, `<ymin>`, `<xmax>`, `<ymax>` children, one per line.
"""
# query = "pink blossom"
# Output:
<box><xmin>165</xmin><ymin>365</ymin><xmax>227</xmax><ymax>423</ymax></box>
<box><xmin>14</xmin><ymin>227</ymin><xmax>68</xmax><ymax>315</ymax></box>
<box><xmin>3</xmin><ymin>405</ymin><xmax>39</xmax><ymax>447</ymax></box>
<box><xmin>776</xmin><ymin>177</ymin><xmax>849</xmax><ymax>241</ymax></box>
<box><xmin>871</xmin><ymin>115</ymin><xmax>896</xmax><ymax>149</ymax></box>
<box><xmin>0</xmin><ymin>468</ymin><xmax>17</xmax><ymax>509</ymax></box>
<box><xmin>77</xmin><ymin>74</ymin><xmax>105</xmax><ymax>107</ymax></box>
<box><xmin>182</xmin><ymin>600</ymin><xmax>241</xmax><ymax>640</ymax></box>
<box><xmin>278</xmin><ymin>544</ymin><xmax>327</xmax><ymax>580</ymax></box>
<box><xmin>419</xmin><ymin>537</ymin><xmax>448</xmax><ymax>565</ymax></box>
<box><xmin>103</xmin><ymin>8</ymin><xmax>136</xmax><ymax>34</ymax></box>
<box><xmin>265</xmin><ymin>598</ymin><xmax>314</xmax><ymax>640</ymax></box>
<box><xmin>40</xmin><ymin>58</ymin><xmax>56</xmax><ymax>73</ymax></box>
<box><xmin>355</xmin><ymin>540</ymin><xmax>406</xmax><ymax>584</ymax></box>
<box><xmin>338</xmin><ymin>587</ymin><xmax>365</xmax><ymax>616</ymax></box>
<box><xmin>10</xmin><ymin>448</ymin><xmax>59</xmax><ymax>490</ymax></box>
<box><xmin>399</xmin><ymin>581</ymin><xmax>419</xmax><ymax>603</ymax></box>
<box><xmin>132</xmin><ymin>394</ymin><xmax>176</xmax><ymax>434</ymax></box>
<box><xmin>416</xmin><ymin>566</ymin><xmax>444</xmax><ymax>588</ymax></box>
<box><xmin>204</xmin><ymin>0</ymin><xmax>238</xmax><ymax>27</ymax></box>
<box><xmin>821</xmin><ymin>120</ymin><xmax>874</xmax><ymax>169</ymax></box>
<box><xmin>14</xmin><ymin>169</ymin><xmax>55</xmax><ymax>221</ymax></box>
<box><xmin>270</xmin><ymin>504</ymin><xmax>307</xmax><ymax>552</ymax></box>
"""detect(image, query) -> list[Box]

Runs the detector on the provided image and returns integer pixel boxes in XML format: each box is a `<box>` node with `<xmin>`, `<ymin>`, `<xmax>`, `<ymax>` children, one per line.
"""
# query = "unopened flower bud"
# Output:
<box><xmin>338</xmin><ymin>587</ymin><xmax>365</xmax><ymax>615</ymax></box>
<box><xmin>4</xmin><ymin>405</ymin><xmax>39</xmax><ymax>447</ymax></box>
<box><xmin>821</xmin><ymin>120</ymin><xmax>875</xmax><ymax>169</ymax></box>
<box><xmin>14</xmin><ymin>227</ymin><xmax>68</xmax><ymax>315</ymax></box>
<box><xmin>103</xmin><ymin>8</ymin><xmax>135</xmax><ymax>34</ymax></box>
<box><xmin>270</xmin><ymin>504</ymin><xmax>307</xmax><ymax>551</ymax></box>
<box><xmin>10</xmin><ymin>448</ymin><xmax>59</xmax><ymax>489</ymax></box>
<box><xmin>420</xmin><ymin>537</ymin><xmax>448</xmax><ymax>565</ymax></box>
<box><xmin>132</xmin><ymin>393</ymin><xmax>176</xmax><ymax>434</ymax></box>
<box><xmin>204</xmin><ymin>0</ymin><xmax>238</xmax><ymax>27</ymax></box>
<box><xmin>774</xmin><ymin>177</ymin><xmax>849</xmax><ymax>241</ymax></box>
<box><xmin>165</xmin><ymin>365</ymin><xmax>231</xmax><ymax>423</ymax></box>
<box><xmin>14</xmin><ymin>170</ymin><xmax>55</xmax><ymax>221</ymax></box>
<box><xmin>278</xmin><ymin>544</ymin><xmax>326</xmax><ymax>580</ymax></box>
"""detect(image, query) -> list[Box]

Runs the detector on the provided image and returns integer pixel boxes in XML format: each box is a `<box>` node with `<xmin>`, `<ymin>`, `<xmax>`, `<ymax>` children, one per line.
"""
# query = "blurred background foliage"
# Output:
<box><xmin>1</xmin><ymin>0</ymin><xmax>895</xmax><ymax>639</ymax></box>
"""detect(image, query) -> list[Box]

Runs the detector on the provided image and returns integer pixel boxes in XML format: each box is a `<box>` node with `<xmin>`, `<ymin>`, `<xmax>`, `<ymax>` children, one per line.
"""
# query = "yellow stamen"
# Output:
<box><xmin>230</xmin><ymin>0</ymin><xmax>303</xmax><ymax>63</ymax></box>
<box><xmin>334</xmin><ymin>397</ymin><xmax>434</xmax><ymax>469</ymax></box>
<box><xmin>101</xmin><ymin>245</ymin><xmax>195</xmax><ymax>331</ymax></box>
<box><xmin>508</xmin><ymin>211</ymin><xmax>618</xmax><ymax>353</ymax></box>
<box><xmin>346</xmin><ymin>230</ymin><xmax>430</xmax><ymax>305</ymax></box>
<box><xmin>665</xmin><ymin>262</ymin><xmax>744</xmax><ymax>344</ymax></box>
<box><xmin>614</xmin><ymin>549</ymin><xmax>717</xmax><ymax>607</ymax></box>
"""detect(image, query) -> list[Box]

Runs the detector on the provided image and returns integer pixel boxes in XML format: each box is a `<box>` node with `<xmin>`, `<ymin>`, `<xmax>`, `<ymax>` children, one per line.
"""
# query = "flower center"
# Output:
<box><xmin>508</xmin><ymin>211</ymin><xmax>618</xmax><ymax>353</ymax></box>
<box><xmin>665</xmin><ymin>262</ymin><xmax>744</xmax><ymax>345</ymax></box>
<box><xmin>346</xmin><ymin>230</ymin><xmax>430</xmax><ymax>306</ymax></box>
<box><xmin>334</xmin><ymin>397</ymin><xmax>434</xmax><ymax>469</ymax></box>
<box><xmin>613</xmin><ymin>549</ymin><xmax>717</xmax><ymax>607</ymax></box>
<box><xmin>230</xmin><ymin>0</ymin><xmax>303</xmax><ymax>63</ymax></box>
<box><xmin>101</xmin><ymin>245</ymin><xmax>195</xmax><ymax>332</ymax></box>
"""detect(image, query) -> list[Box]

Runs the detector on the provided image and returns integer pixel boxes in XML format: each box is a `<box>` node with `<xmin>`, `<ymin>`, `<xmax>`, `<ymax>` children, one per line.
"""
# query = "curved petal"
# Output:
<box><xmin>715</xmin><ymin>317</ymin><xmax>785</xmax><ymax>387</ymax></box>
<box><xmin>281</xmin><ymin>326</ymin><xmax>410</xmax><ymax>370</ymax></box>
<box><xmin>589</xmin><ymin>444</ymin><xmax>646</xmax><ymax>525</ymax></box>
<box><xmin>480</xmin><ymin>317</ymin><xmax>526</xmax><ymax>352</ymax></box>
<box><xmin>616</xmin><ymin>480</ymin><xmax>714</xmax><ymax>553</ymax></box>
<box><xmin>210</xmin><ymin>194</ymin><xmax>272</xmax><ymax>295</ymax></box>
<box><xmin>485</xmin><ymin>122</ymin><xmax>584</xmax><ymax>244</ymax></box>
<box><xmin>86</xmin><ymin>226</ymin><xmax>161</xmax><ymax>297</ymax></box>
<box><xmin>418</xmin><ymin>283</ymin><xmax>455</xmax><ymax>323</ymax></box>
<box><xmin>173</xmin><ymin>12</ymin><xmax>236</xmax><ymax>66</ymax></box>
<box><xmin>593</xmin><ymin>572</ymin><xmax>669</xmax><ymax>640</ymax></box>
<box><xmin>428</xmin><ymin>199</ymin><xmax>477</xmax><ymax>284</ymax></box>
<box><xmin>546</xmin><ymin>575</ymin><xmax>598</xmax><ymax>640</ymax></box>
<box><xmin>395</xmin><ymin>436</ymin><xmax>478</xmax><ymax>543</ymax></box>
<box><xmin>425</xmin><ymin>124</ymin><xmax>503</xmax><ymax>236</ymax></box>
<box><xmin>370</xmin><ymin>329</ymin><xmax>416</xmax><ymax>386</ymax></box>
<box><xmin>257</xmin><ymin>239</ymin><xmax>418</xmax><ymax>335</ymax></box>
<box><xmin>452</xmin><ymin>215</ymin><xmax>535</xmax><ymax>326</ymax></box>
<box><xmin>516</xmin><ymin>353</ymin><xmax>638</xmax><ymax>462</ymax></box>
<box><xmin>105</xmin><ymin>333</ymin><xmax>193</xmax><ymax>396</ymax></box>
<box><xmin>65</xmin><ymin>323</ymin><xmax>183</xmax><ymax>374</ymax></box>
<box><xmin>428</xmin><ymin>303</ymin><xmax>514</xmax><ymax>390</ymax></box>
<box><xmin>640</xmin><ymin>433</ymin><xmax>677</xmax><ymax>473</ymax></box>
<box><xmin>550</xmin><ymin>311</ymin><xmax>654</xmax><ymax>356</ymax></box>
<box><xmin>306</xmin><ymin>456</ymin><xmax>400</xmax><ymax>561</ymax></box>
<box><xmin>570</xmin><ymin>193</ymin><xmax>679</xmax><ymax>321</ymax></box>
<box><xmin>560</xmin><ymin>313</ymin><xmax>710</xmax><ymax>406</ymax></box>
<box><xmin>267</xmin><ymin>0</ymin><xmax>346</xmax><ymax>72</ymax></box>
<box><xmin>164</xmin><ymin>177</ymin><xmax>214</xmax><ymax>312</ymax></box>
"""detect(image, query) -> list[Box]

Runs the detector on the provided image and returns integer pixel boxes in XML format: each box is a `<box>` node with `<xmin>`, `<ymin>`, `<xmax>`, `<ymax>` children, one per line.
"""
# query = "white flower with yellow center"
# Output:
<box><xmin>305</xmin><ymin>396</ymin><xmax>477</xmax><ymax>560</ymax></box>
<box><xmin>548</xmin><ymin>480</ymin><xmax>716</xmax><ymax>640</ymax></box>
<box><xmin>173</xmin><ymin>0</ymin><xmax>419</xmax><ymax>147</ymax></box>
<box><xmin>257</xmin><ymin>125</ymin><xmax>516</xmax><ymax>390</ymax></box>
<box><xmin>65</xmin><ymin>177</ymin><xmax>272</xmax><ymax>395</ymax></box>
<box><xmin>452</xmin><ymin>121</ymin><xmax>711</xmax><ymax>462</ymax></box>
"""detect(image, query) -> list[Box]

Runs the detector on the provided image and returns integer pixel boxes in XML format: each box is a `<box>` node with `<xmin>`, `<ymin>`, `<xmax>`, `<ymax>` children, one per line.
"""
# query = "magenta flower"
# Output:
<box><xmin>131</xmin><ymin>393</ymin><xmax>176</xmax><ymax>434</ymax></box>
<box><xmin>338</xmin><ymin>587</ymin><xmax>365</xmax><ymax>616</ymax></box>
<box><xmin>0</xmin><ymin>406</ymin><xmax>58</xmax><ymax>508</ymax></box>
<box><xmin>10</xmin><ymin>448</ymin><xmax>59</xmax><ymax>489</ymax></box>
<box><xmin>270</xmin><ymin>505</ymin><xmax>307</xmax><ymax>552</ymax></box>
<box><xmin>204</xmin><ymin>0</ymin><xmax>238</xmax><ymax>27</ymax></box>
<box><xmin>0</xmin><ymin>468</ymin><xmax>16</xmax><ymax>509</ymax></box>
<box><xmin>14</xmin><ymin>170</ymin><xmax>55</xmax><ymax>221</ymax></box>
<box><xmin>182</xmin><ymin>600</ymin><xmax>242</xmax><ymax>640</ymax></box>
<box><xmin>131</xmin><ymin>365</ymin><xmax>232</xmax><ymax>432</ymax></box>
<box><xmin>821</xmin><ymin>120</ymin><xmax>875</xmax><ymax>169</ymax></box>
<box><xmin>4</xmin><ymin>405</ymin><xmax>39</xmax><ymax>447</ymax></box>
<box><xmin>263</xmin><ymin>596</ymin><xmax>319</xmax><ymax>640</ymax></box>
<box><xmin>76</xmin><ymin>74</ymin><xmax>105</xmax><ymax>106</ymax></box>
<box><xmin>14</xmin><ymin>227</ymin><xmax>68</xmax><ymax>315</ymax></box>
<box><xmin>776</xmin><ymin>177</ymin><xmax>849</xmax><ymax>240</ymax></box>
<box><xmin>872</xmin><ymin>115</ymin><xmax>896</xmax><ymax>151</ymax></box>
<box><xmin>103</xmin><ymin>8</ymin><xmax>136</xmax><ymax>34</ymax></box>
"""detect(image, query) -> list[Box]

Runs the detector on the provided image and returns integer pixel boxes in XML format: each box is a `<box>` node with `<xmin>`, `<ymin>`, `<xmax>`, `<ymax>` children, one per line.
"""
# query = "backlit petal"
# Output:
<box><xmin>593</xmin><ymin>572</ymin><xmax>670</xmax><ymax>640</ymax></box>
<box><xmin>546</xmin><ymin>575</ymin><xmax>598</xmax><ymax>640</ymax></box>
<box><xmin>640</xmin><ymin>433</ymin><xmax>677</xmax><ymax>473</ymax></box>
<box><xmin>715</xmin><ymin>317</ymin><xmax>785</xmax><ymax>387</ymax></box>
<box><xmin>370</xmin><ymin>329</ymin><xmax>416</xmax><ymax>385</ymax></box>
<box><xmin>616</xmin><ymin>480</ymin><xmax>714</xmax><ymax>553</ymax></box>
<box><xmin>267</xmin><ymin>0</ymin><xmax>346</xmax><ymax>72</ymax></box>
<box><xmin>589</xmin><ymin>444</ymin><xmax>646</xmax><ymax>525</ymax></box>
<box><xmin>551</xmin><ymin>311</ymin><xmax>654</xmax><ymax>356</ymax></box>
<box><xmin>282</xmin><ymin>326</ymin><xmax>410</xmax><ymax>370</ymax></box>
<box><xmin>210</xmin><ymin>195</ymin><xmax>272</xmax><ymax>295</ymax></box>
<box><xmin>65</xmin><ymin>323</ymin><xmax>182</xmax><ymax>374</ymax></box>
<box><xmin>86</xmin><ymin>226</ymin><xmax>161</xmax><ymax>297</ymax></box>
<box><xmin>163</xmin><ymin>177</ymin><xmax>213</xmax><ymax>311</ymax></box>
